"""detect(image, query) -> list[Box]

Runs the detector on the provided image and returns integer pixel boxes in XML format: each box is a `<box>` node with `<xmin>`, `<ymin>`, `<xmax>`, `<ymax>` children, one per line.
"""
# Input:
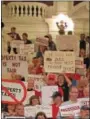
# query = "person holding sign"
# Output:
<box><xmin>15</xmin><ymin>104</ymin><xmax>24</xmax><ymax>117</ymax></box>
<box><xmin>22</xmin><ymin>33</ymin><xmax>32</xmax><ymax>44</ymax></box>
<box><xmin>29</xmin><ymin>95</ymin><xmax>40</xmax><ymax>106</ymax></box>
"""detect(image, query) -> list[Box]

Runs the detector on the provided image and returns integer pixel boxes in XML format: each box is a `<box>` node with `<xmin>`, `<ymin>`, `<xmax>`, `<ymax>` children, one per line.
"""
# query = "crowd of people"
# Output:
<box><xmin>1</xmin><ymin>22</ymin><xmax>90</xmax><ymax>119</ymax></box>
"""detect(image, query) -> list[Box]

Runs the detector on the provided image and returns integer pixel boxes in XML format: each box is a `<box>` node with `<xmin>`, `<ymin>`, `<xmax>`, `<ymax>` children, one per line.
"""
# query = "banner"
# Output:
<box><xmin>24</xmin><ymin>105</ymin><xmax>52</xmax><ymax>118</ymax></box>
<box><xmin>75</xmin><ymin>57</ymin><xmax>84</xmax><ymax>68</ymax></box>
<box><xmin>41</xmin><ymin>86</ymin><xmax>58</xmax><ymax>105</ymax></box>
<box><xmin>2</xmin><ymin>54</ymin><xmax>28</xmax><ymax>80</ymax></box>
<box><xmin>60</xmin><ymin>102</ymin><xmax>80</xmax><ymax>117</ymax></box>
<box><xmin>44</xmin><ymin>51</ymin><xmax>75</xmax><ymax>73</ymax></box>
<box><xmin>20</xmin><ymin>44</ymin><xmax>34</xmax><ymax>55</ymax></box>
<box><xmin>2</xmin><ymin>79</ymin><xmax>27</xmax><ymax>104</ymax></box>
<box><xmin>56</xmin><ymin>35</ymin><xmax>79</xmax><ymax>56</ymax></box>
<box><xmin>28</xmin><ymin>75</ymin><xmax>45</xmax><ymax>91</ymax></box>
<box><xmin>36</xmin><ymin>37</ymin><xmax>48</xmax><ymax>46</ymax></box>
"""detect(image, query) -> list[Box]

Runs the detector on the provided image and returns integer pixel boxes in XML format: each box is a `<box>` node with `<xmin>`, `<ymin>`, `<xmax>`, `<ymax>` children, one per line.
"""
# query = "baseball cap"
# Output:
<box><xmin>51</xmin><ymin>91</ymin><xmax>62</xmax><ymax>99</ymax></box>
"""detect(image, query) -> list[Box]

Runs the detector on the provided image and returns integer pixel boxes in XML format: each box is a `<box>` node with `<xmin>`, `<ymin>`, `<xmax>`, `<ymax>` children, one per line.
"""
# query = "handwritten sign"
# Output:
<box><xmin>56</xmin><ymin>35</ymin><xmax>79</xmax><ymax>56</ymax></box>
<box><xmin>28</xmin><ymin>75</ymin><xmax>45</xmax><ymax>91</ymax></box>
<box><xmin>24</xmin><ymin>105</ymin><xmax>52</xmax><ymax>118</ymax></box>
<box><xmin>44</xmin><ymin>51</ymin><xmax>75</xmax><ymax>73</ymax></box>
<box><xmin>11</xmin><ymin>40</ymin><xmax>24</xmax><ymax>48</ymax></box>
<box><xmin>20</xmin><ymin>44</ymin><xmax>34</xmax><ymax>55</ymax></box>
<box><xmin>41</xmin><ymin>86</ymin><xmax>58</xmax><ymax>105</ymax></box>
<box><xmin>75</xmin><ymin>57</ymin><xmax>84</xmax><ymax>68</ymax></box>
<box><xmin>2</xmin><ymin>54</ymin><xmax>28</xmax><ymax>80</ymax></box>
<box><xmin>36</xmin><ymin>37</ymin><xmax>48</xmax><ymax>46</ymax></box>
<box><xmin>60</xmin><ymin>102</ymin><xmax>80</xmax><ymax>117</ymax></box>
<box><xmin>78</xmin><ymin>97</ymin><xmax>89</xmax><ymax>107</ymax></box>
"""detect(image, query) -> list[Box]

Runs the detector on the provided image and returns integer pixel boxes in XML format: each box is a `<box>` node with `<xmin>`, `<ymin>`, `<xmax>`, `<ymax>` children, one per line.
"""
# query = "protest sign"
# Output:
<box><xmin>36</xmin><ymin>105</ymin><xmax>52</xmax><ymax>118</ymax></box>
<box><xmin>20</xmin><ymin>44</ymin><xmax>34</xmax><ymax>55</ymax></box>
<box><xmin>28</xmin><ymin>75</ymin><xmax>45</xmax><ymax>91</ymax></box>
<box><xmin>44</xmin><ymin>51</ymin><xmax>75</xmax><ymax>73</ymax></box>
<box><xmin>24</xmin><ymin>106</ymin><xmax>36</xmax><ymax>118</ymax></box>
<box><xmin>5</xmin><ymin>117</ymin><xmax>25</xmax><ymax>119</ymax></box>
<box><xmin>75</xmin><ymin>57</ymin><xmax>84</xmax><ymax>68</ymax></box>
<box><xmin>78</xmin><ymin>97</ymin><xmax>89</xmax><ymax>107</ymax></box>
<box><xmin>56</xmin><ymin>35</ymin><xmax>79</xmax><ymax>56</ymax></box>
<box><xmin>11</xmin><ymin>40</ymin><xmax>24</xmax><ymax>48</ymax></box>
<box><xmin>2</xmin><ymin>79</ymin><xmax>27</xmax><ymax>104</ymax></box>
<box><xmin>2</xmin><ymin>54</ymin><xmax>28</xmax><ymax>80</ymax></box>
<box><xmin>36</xmin><ymin>37</ymin><xmax>48</xmax><ymax>46</ymax></box>
<box><xmin>41</xmin><ymin>86</ymin><xmax>58</xmax><ymax>105</ymax></box>
<box><xmin>24</xmin><ymin>105</ymin><xmax>52</xmax><ymax>118</ymax></box>
<box><xmin>60</xmin><ymin>102</ymin><xmax>80</xmax><ymax>117</ymax></box>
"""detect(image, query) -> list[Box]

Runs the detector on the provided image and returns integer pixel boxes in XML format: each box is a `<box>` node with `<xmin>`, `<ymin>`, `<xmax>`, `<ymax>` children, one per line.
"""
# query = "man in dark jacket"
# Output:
<box><xmin>22</xmin><ymin>33</ymin><xmax>32</xmax><ymax>44</ymax></box>
<box><xmin>79</xmin><ymin>34</ymin><xmax>86</xmax><ymax>50</ymax></box>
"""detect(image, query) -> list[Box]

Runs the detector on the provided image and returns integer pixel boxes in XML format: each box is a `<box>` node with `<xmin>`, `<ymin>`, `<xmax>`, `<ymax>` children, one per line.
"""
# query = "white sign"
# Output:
<box><xmin>2</xmin><ymin>54</ymin><xmax>28</xmax><ymax>80</ymax></box>
<box><xmin>36</xmin><ymin>37</ymin><xmax>48</xmax><ymax>46</ymax></box>
<box><xmin>20</xmin><ymin>44</ymin><xmax>34</xmax><ymax>55</ymax></box>
<box><xmin>56</xmin><ymin>35</ymin><xmax>79</xmax><ymax>56</ymax></box>
<box><xmin>11</xmin><ymin>40</ymin><xmax>24</xmax><ymax>48</ymax></box>
<box><xmin>75</xmin><ymin>57</ymin><xmax>84</xmax><ymax>68</ymax></box>
<box><xmin>36</xmin><ymin>105</ymin><xmax>52</xmax><ymax>118</ymax></box>
<box><xmin>24</xmin><ymin>105</ymin><xmax>52</xmax><ymax>118</ymax></box>
<box><xmin>28</xmin><ymin>75</ymin><xmax>45</xmax><ymax>91</ymax></box>
<box><xmin>41</xmin><ymin>86</ymin><xmax>58</xmax><ymax>105</ymax></box>
<box><xmin>60</xmin><ymin>102</ymin><xmax>80</xmax><ymax>117</ymax></box>
<box><xmin>44</xmin><ymin>51</ymin><xmax>75</xmax><ymax>73</ymax></box>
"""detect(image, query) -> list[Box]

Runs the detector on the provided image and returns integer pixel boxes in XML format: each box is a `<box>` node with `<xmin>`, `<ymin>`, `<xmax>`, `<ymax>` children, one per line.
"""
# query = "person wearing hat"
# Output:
<box><xmin>79</xmin><ymin>106</ymin><xmax>90</xmax><ymax>119</ymax></box>
<box><xmin>52</xmin><ymin>91</ymin><xmax>63</xmax><ymax>119</ymax></box>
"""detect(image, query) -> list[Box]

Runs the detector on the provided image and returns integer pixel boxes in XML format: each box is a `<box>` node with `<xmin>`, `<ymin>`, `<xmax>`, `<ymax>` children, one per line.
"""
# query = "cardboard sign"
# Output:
<box><xmin>28</xmin><ymin>75</ymin><xmax>46</xmax><ymax>91</ymax></box>
<box><xmin>44</xmin><ymin>51</ymin><xmax>75</xmax><ymax>73</ymax></box>
<box><xmin>2</xmin><ymin>54</ymin><xmax>28</xmax><ymax>80</ymax></box>
<box><xmin>24</xmin><ymin>105</ymin><xmax>52</xmax><ymax>118</ymax></box>
<box><xmin>41</xmin><ymin>86</ymin><xmax>58</xmax><ymax>105</ymax></box>
<box><xmin>78</xmin><ymin>97</ymin><xmax>89</xmax><ymax>107</ymax></box>
<box><xmin>11</xmin><ymin>40</ymin><xmax>24</xmax><ymax>48</ymax></box>
<box><xmin>2</xmin><ymin>79</ymin><xmax>27</xmax><ymax>104</ymax></box>
<box><xmin>75</xmin><ymin>57</ymin><xmax>84</xmax><ymax>68</ymax></box>
<box><xmin>20</xmin><ymin>44</ymin><xmax>34</xmax><ymax>55</ymax></box>
<box><xmin>56</xmin><ymin>35</ymin><xmax>79</xmax><ymax>56</ymax></box>
<box><xmin>36</xmin><ymin>37</ymin><xmax>48</xmax><ymax>46</ymax></box>
<box><xmin>60</xmin><ymin>102</ymin><xmax>80</xmax><ymax>117</ymax></box>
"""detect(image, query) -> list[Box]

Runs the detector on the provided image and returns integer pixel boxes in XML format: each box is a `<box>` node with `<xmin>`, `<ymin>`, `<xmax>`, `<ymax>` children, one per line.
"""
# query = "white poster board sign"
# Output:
<box><xmin>41</xmin><ymin>86</ymin><xmax>58</xmax><ymax>105</ymax></box>
<box><xmin>28</xmin><ymin>75</ymin><xmax>46</xmax><ymax>91</ymax></box>
<box><xmin>11</xmin><ymin>40</ymin><xmax>24</xmax><ymax>48</ymax></box>
<box><xmin>56</xmin><ymin>35</ymin><xmax>79</xmax><ymax>56</ymax></box>
<box><xmin>36</xmin><ymin>37</ymin><xmax>48</xmax><ymax>46</ymax></box>
<box><xmin>44</xmin><ymin>51</ymin><xmax>75</xmax><ymax>73</ymax></box>
<box><xmin>75</xmin><ymin>57</ymin><xmax>84</xmax><ymax>68</ymax></box>
<box><xmin>60</xmin><ymin>102</ymin><xmax>80</xmax><ymax>117</ymax></box>
<box><xmin>78</xmin><ymin>97</ymin><xmax>89</xmax><ymax>107</ymax></box>
<box><xmin>20</xmin><ymin>44</ymin><xmax>34</xmax><ymax>55</ymax></box>
<box><xmin>2</xmin><ymin>54</ymin><xmax>28</xmax><ymax>79</ymax></box>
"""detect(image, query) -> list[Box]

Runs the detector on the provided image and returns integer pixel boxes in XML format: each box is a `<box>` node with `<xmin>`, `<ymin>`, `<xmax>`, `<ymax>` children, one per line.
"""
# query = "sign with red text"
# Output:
<box><xmin>56</xmin><ymin>35</ymin><xmax>79</xmax><ymax>56</ymax></box>
<box><xmin>36</xmin><ymin>37</ymin><xmax>48</xmax><ymax>46</ymax></box>
<box><xmin>60</xmin><ymin>102</ymin><xmax>80</xmax><ymax>117</ymax></box>
<box><xmin>41</xmin><ymin>86</ymin><xmax>58</xmax><ymax>105</ymax></box>
<box><xmin>2</xmin><ymin>54</ymin><xmax>28</xmax><ymax>79</ymax></box>
<box><xmin>44</xmin><ymin>51</ymin><xmax>75</xmax><ymax>73</ymax></box>
<box><xmin>2</xmin><ymin>79</ymin><xmax>27</xmax><ymax>104</ymax></box>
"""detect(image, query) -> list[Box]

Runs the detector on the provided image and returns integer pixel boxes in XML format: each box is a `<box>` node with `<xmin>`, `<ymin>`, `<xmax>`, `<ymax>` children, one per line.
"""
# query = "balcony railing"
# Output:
<box><xmin>7</xmin><ymin>2</ymin><xmax>48</xmax><ymax>18</ymax></box>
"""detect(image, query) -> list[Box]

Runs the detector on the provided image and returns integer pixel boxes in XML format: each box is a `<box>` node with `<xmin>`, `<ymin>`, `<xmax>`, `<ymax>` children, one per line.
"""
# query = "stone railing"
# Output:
<box><xmin>7</xmin><ymin>2</ymin><xmax>48</xmax><ymax>18</ymax></box>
